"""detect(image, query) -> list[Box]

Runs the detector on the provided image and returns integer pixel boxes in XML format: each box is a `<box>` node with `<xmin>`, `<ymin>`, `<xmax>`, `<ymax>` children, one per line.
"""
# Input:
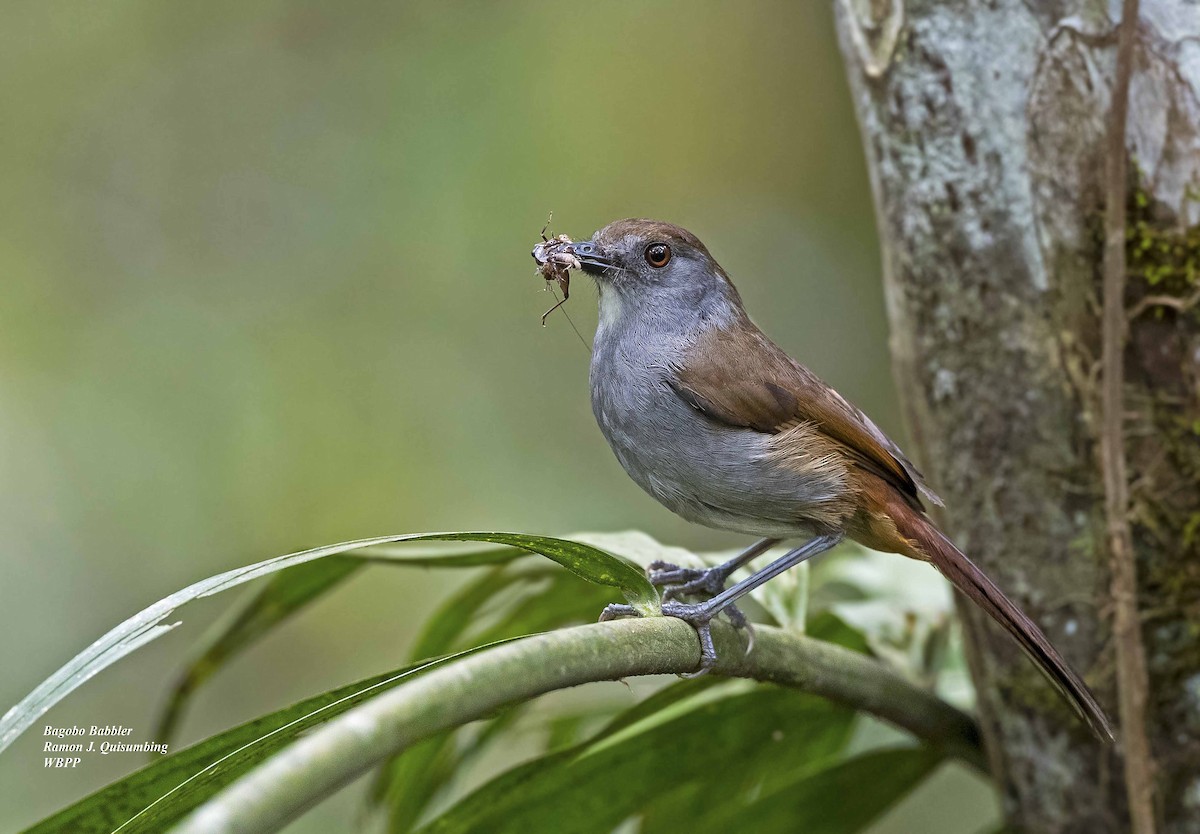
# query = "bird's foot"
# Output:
<box><xmin>598</xmin><ymin>603</ymin><xmax>640</xmax><ymax>622</ymax></box>
<box><xmin>647</xmin><ymin>560</ymin><xmax>729</xmax><ymax>601</ymax></box>
<box><xmin>598</xmin><ymin>599</ymin><xmax>753</xmax><ymax>677</ymax></box>
<box><xmin>645</xmin><ymin>560</ymin><xmax>753</xmax><ymax>646</ymax></box>
<box><xmin>660</xmin><ymin>601</ymin><xmax>720</xmax><ymax>677</ymax></box>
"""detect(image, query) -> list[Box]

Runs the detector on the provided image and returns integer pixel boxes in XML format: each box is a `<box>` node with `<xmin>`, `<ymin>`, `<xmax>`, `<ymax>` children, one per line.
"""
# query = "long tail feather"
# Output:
<box><xmin>900</xmin><ymin>512</ymin><xmax>1114</xmax><ymax>742</ymax></box>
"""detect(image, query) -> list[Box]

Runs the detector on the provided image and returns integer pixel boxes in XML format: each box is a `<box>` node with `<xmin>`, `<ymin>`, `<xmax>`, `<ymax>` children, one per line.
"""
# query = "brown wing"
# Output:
<box><xmin>669</xmin><ymin>322</ymin><xmax>942</xmax><ymax>510</ymax></box>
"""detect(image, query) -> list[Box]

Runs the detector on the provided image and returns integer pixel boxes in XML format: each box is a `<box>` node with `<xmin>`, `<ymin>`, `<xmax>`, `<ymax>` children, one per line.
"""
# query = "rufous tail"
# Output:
<box><xmin>898</xmin><ymin>510</ymin><xmax>1114</xmax><ymax>742</ymax></box>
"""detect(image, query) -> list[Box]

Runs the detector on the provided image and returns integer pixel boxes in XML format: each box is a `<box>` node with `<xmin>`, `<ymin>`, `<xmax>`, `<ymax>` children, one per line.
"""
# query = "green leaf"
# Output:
<box><xmin>807</xmin><ymin>610</ymin><xmax>872</xmax><ymax>654</ymax></box>
<box><xmin>417</xmin><ymin>687</ymin><xmax>856</xmax><ymax>834</ymax></box>
<box><xmin>154</xmin><ymin>557</ymin><xmax>363</xmax><ymax>746</ymax></box>
<box><xmin>590</xmin><ymin>676</ymin><xmax>723</xmax><ymax>738</ymax></box>
<box><xmin>426</xmin><ymin>533</ymin><xmax>656</xmax><ymax>611</ymax></box>
<box><xmin>1</xmin><ymin>532</ymin><xmax>657</xmax><ymax>755</ymax></box>
<box><xmin>156</xmin><ymin>541</ymin><xmax>523</xmax><ymax>747</ymax></box>
<box><xmin>464</xmin><ymin>572</ymin><xmax>622</xmax><ymax>648</ymax></box>
<box><xmin>354</xmin><ymin>541</ymin><xmax>531</xmax><ymax>568</ymax></box>
<box><xmin>370</xmin><ymin>706</ymin><xmax>527</xmax><ymax>834</ymax></box>
<box><xmin>370</xmin><ymin>733</ymin><xmax>462</xmax><ymax>834</ymax></box>
<box><xmin>406</xmin><ymin>562</ymin><xmax>622</xmax><ymax>663</ymax></box>
<box><xmin>541</xmin><ymin>712</ymin><xmax>590</xmax><ymax>753</ymax></box>
<box><xmin>371</xmin><ymin>564</ymin><xmax>628</xmax><ymax>832</ymax></box>
<box><xmin>408</xmin><ymin>565</ymin><xmax>534</xmax><ymax>661</ymax></box>
<box><xmin>22</xmin><ymin>640</ymin><xmax>524</xmax><ymax>834</ymax></box>
<box><xmin>371</xmin><ymin>550</ymin><xmax>861</xmax><ymax>834</ymax></box>
<box><xmin>694</xmin><ymin>746</ymin><xmax>945</xmax><ymax>834</ymax></box>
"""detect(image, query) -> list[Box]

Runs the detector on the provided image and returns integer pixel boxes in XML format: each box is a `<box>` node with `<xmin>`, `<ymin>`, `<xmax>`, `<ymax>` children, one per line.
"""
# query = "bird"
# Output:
<box><xmin>553</xmin><ymin>217</ymin><xmax>1113</xmax><ymax>741</ymax></box>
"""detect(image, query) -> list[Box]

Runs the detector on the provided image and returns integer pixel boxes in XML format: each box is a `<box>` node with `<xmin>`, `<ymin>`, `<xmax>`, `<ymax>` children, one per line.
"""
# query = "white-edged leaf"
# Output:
<box><xmin>0</xmin><ymin>532</ymin><xmax>656</xmax><ymax>755</ymax></box>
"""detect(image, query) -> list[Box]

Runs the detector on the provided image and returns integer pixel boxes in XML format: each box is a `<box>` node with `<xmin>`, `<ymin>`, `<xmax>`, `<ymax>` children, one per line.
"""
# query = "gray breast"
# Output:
<box><xmin>589</xmin><ymin>310</ymin><xmax>841</xmax><ymax>539</ymax></box>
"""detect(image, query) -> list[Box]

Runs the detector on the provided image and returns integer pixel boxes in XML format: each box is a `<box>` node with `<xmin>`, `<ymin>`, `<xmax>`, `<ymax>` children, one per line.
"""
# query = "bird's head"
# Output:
<box><xmin>568</xmin><ymin>219</ymin><xmax>743</xmax><ymax>321</ymax></box>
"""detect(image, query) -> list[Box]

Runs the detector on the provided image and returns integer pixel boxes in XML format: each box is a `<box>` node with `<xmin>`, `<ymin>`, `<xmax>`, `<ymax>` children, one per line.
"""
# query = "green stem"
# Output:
<box><xmin>172</xmin><ymin>618</ymin><xmax>983</xmax><ymax>834</ymax></box>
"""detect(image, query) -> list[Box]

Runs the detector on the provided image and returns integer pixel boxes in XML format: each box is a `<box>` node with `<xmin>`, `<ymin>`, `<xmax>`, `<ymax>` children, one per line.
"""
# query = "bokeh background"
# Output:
<box><xmin>0</xmin><ymin>1</ymin><xmax>996</xmax><ymax>830</ymax></box>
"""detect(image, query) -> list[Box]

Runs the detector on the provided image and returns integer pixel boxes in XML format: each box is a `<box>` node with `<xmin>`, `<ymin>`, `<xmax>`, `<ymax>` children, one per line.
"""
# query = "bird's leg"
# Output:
<box><xmin>694</xmin><ymin>533</ymin><xmax>842</xmax><ymax>617</ymax></box>
<box><xmin>645</xmin><ymin>538</ymin><xmax>778</xmax><ymax>637</ymax></box>
<box><xmin>648</xmin><ymin>537</ymin><xmax>779</xmax><ymax>600</ymax></box>
<box><xmin>602</xmin><ymin>533</ymin><xmax>843</xmax><ymax>676</ymax></box>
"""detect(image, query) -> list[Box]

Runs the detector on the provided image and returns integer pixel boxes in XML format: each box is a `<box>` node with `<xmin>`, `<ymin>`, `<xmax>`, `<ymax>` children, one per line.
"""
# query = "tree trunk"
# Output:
<box><xmin>834</xmin><ymin>2</ymin><xmax>1200</xmax><ymax>832</ymax></box>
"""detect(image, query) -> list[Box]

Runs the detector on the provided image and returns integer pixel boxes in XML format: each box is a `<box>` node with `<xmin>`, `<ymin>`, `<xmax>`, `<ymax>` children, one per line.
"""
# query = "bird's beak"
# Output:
<box><xmin>568</xmin><ymin>240</ymin><xmax>618</xmax><ymax>276</ymax></box>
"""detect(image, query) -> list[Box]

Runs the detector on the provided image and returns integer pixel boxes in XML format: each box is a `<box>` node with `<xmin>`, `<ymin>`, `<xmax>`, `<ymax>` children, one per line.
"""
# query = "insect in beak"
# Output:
<box><xmin>531</xmin><ymin>224</ymin><xmax>581</xmax><ymax>325</ymax></box>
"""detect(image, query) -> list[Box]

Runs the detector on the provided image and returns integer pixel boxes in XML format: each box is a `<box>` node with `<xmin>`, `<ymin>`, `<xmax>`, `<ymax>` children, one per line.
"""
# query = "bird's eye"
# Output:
<box><xmin>644</xmin><ymin>242</ymin><xmax>672</xmax><ymax>268</ymax></box>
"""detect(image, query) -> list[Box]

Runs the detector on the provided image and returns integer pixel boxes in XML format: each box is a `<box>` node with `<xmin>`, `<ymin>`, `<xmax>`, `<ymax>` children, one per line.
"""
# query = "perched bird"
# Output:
<box><xmin>559</xmin><ymin>217</ymin><xmax>1112</xmax><ymax>741</ymax></box>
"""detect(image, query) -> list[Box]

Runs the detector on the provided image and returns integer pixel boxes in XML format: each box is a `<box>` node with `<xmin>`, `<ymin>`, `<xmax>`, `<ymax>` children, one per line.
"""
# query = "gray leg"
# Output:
<box><xmin>697</xmin><ymin>533</ymin><xmax>842</xmax><ymax>618</ymax></box>
<box><xmin>601</xmin><ymin>533</ymin><xmax>844</xmax><ymax>675</ymax></box>
<box><xmin>647</xmin><ymin>537</ymin><xmax>779</xmax><ymax>600</ymax></box>
<box><xmin>644</xmin><ymin>537</ymin><xmax>779</xmax><ymax>643</ymax></box>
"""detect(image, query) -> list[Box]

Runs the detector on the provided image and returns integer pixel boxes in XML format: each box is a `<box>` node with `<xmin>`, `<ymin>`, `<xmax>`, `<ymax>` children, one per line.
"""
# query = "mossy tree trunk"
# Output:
<box><xmin>834</xmin><ymin>2</ymin><xmax>1200</xmax><ymax>832</ymax></box>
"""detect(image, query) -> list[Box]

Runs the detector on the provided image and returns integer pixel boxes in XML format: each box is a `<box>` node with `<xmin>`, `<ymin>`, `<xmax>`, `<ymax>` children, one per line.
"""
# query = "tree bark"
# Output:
<box><xmin>834</xmin><ymin>2</ymin><xmax>1200</xmax><ymax>832</ymax></box>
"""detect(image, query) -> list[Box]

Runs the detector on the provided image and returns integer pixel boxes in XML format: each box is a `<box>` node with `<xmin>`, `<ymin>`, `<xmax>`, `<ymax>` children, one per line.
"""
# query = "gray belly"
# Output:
<box><xmin>590</xmin><ymin>363</ymin><xmax>841</xmax><ymax>539</ymax></box>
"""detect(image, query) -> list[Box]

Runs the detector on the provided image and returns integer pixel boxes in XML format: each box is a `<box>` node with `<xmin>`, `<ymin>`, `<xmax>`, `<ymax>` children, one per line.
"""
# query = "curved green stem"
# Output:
<box><xmin>172</xmin><ymin>618</ymin><xmax>984</xmax><ymax>833</ymax></box>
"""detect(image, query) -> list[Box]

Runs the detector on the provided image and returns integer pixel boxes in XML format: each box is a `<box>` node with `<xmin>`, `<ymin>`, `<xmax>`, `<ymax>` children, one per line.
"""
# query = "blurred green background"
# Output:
<box><xmin>0</xmin><ymin>1</ymin><xmax>996</xmax><ymax>831</ymax></box>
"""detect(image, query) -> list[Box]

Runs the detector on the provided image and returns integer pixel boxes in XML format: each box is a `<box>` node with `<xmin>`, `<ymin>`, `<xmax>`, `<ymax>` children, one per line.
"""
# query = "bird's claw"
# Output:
<box><xmin>599</xmin><ymin>593</ymin><xmax>754</xmax><ymax>676</ymax></box>
<box><xmin>659</xmin><ymin>601</ymin><xmax>718</xmax><ymax>677</ymax></box>
<box><xmin>646</xmin><ymin>560</ymin><xmax>752</xmax><ymax>640</ymax></box>
<box><xmin>648</xmin><ymin>560</ymin><xmax>728</xmax><ymax>599</ymax></box>
<box><xmin>598</xmin><ymin>603</ymin><xmax>641</xmax><ymax>622</ymax></box>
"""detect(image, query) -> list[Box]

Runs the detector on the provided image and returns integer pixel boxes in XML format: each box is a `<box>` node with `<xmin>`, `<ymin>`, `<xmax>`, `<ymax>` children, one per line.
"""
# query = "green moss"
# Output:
<box><xmin>1117</xmin><ymin>171</ymin><xmax>1200</xmax><ymax>739</ymax></box>
<box><xmin>1126</xmin><ymin>178</ymin><xmax>1200</xmax><ymax>299</ymax></box>
<box><xmin>1184</xmin><ymin>513</ymin><xmax>1200</xmax><ymax>550</ymax></box>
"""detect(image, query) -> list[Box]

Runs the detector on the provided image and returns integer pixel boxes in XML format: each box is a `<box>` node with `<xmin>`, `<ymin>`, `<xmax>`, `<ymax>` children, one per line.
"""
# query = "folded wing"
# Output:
<box><xmin>667</xmin><ymin>321</ymin><xmax>942</xmax><ymax>510</ymax></box>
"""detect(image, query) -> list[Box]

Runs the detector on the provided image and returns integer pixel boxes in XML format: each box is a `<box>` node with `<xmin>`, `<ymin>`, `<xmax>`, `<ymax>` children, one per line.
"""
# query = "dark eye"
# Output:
<box><xmin>644</xmin><ymin>242</ymin><xmax>671</xmax><ymax>268</ymax></box>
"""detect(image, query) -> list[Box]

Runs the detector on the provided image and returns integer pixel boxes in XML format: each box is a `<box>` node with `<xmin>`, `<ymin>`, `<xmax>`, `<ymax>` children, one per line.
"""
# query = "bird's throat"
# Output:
<box><xmin>596</xmin><ymin>284</ymin><xmax>624</xmax><ymax>330</ymax></box>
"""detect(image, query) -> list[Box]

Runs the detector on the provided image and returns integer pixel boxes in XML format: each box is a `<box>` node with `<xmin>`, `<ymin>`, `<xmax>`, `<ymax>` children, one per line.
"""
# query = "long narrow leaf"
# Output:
<box><xmin>371</xmin><ymin>565</ymin><xmax>625</xmax><ymax>831</ymax></box>
<box><xmin>370</xmin><ymin>706</ymin><xmax>528</xmax><ymax>834</ymax></box>
<box><xmin>154</xmin><ymin>557</ymin><xmax>362</xmax><ymax>745</ymax></box>
<box><xmin>157</xmin><ymin>535</ymin><xmax>663</xmax><ymax>751</ymax></box>
<box><xmin>417</xmin><ymin>688</ymin><xmax>856</xmax><ymax>834</ymax></box>
<box><xmin>155</xmin><ymin>544</ymin><xmax>521</xmax><ymax>746</ymax></box>
<box><xmin>373</xmin><ymin>563</ymin><xmax>876</xmax><ymax>832</ymax></box>
<box><xmin>1</xmin><ymin>532</ymin><xmax>658</xmax><ymax>755</ymax></box>
<box><xmin>692</xmin><ymin>746</ymin><xmax>945</xmax><ymax>834</ymax></box>
<box><xmin>378</xmin><ymin>679</ymin><xmax>722</xmax><ymax>834</ymax></box>
<box><xmin>23</xmin><ymin>640</ymin><xmax>525</xmax><ymax>834</ymax></box>
<box><xmin>408</xmin><ymin>566</ymin><xmax>548</xmax><ymax>662</ymax></box>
